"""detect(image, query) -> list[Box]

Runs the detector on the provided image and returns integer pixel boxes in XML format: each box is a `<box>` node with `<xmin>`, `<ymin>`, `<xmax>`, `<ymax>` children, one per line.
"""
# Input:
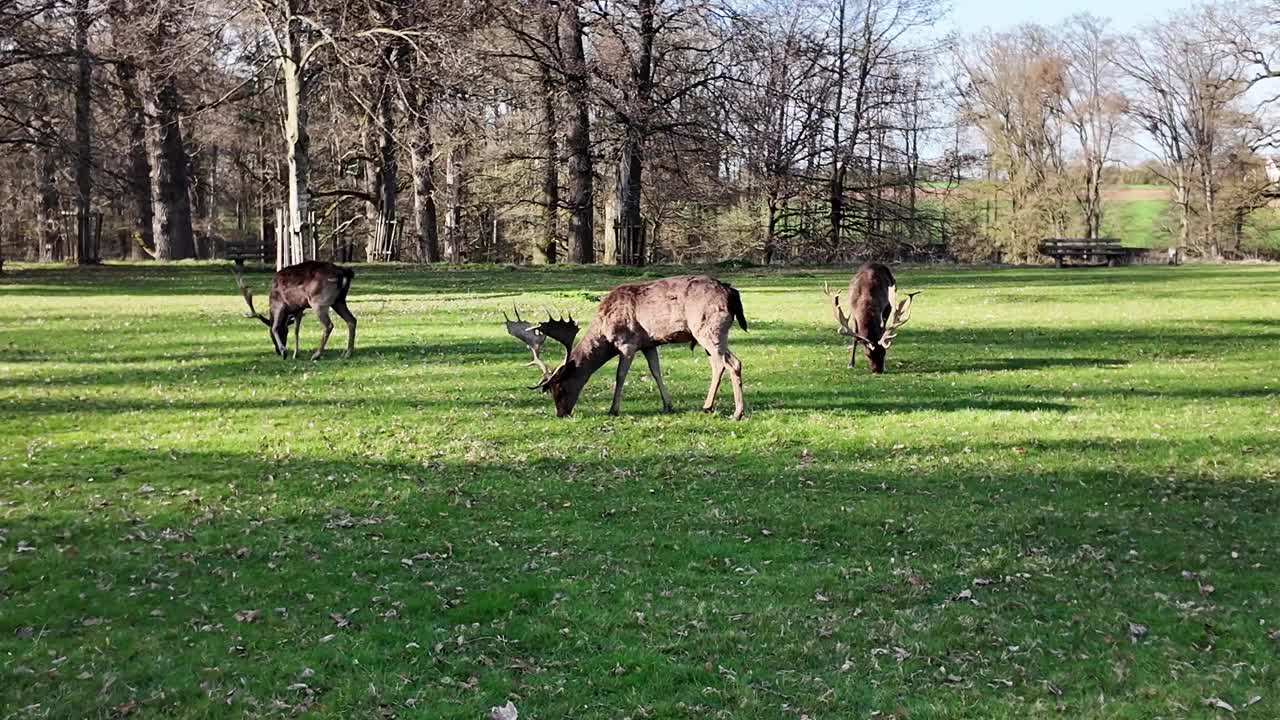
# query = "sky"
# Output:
<box><xmin>945</xmin><ymin>0</ymin><xmax>1175</xmax><ymax>34</ymax></box>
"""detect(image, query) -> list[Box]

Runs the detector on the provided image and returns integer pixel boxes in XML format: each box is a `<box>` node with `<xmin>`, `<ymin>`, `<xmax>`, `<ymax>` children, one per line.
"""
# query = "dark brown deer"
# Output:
<box><xmin>233</xmin><ymin>259</ymin><xmax>357</xmax><ymax>360</ymax></box>
<box><xmin>505</xmin><ymin>275</ymin><xmax>748</xmax><ymax>419</ymax></box>
<box><xmin>822</xmin><ymin>262</ymin><xmax>918</xmax><ymax>373</ymax></box>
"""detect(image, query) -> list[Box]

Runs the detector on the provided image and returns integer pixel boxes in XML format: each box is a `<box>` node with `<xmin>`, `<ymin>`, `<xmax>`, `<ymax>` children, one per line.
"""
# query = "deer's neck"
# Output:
<box><xmin>568</xmin><ymin>330</ymin><xmax>617</xmax><ymax>379</ymax></box>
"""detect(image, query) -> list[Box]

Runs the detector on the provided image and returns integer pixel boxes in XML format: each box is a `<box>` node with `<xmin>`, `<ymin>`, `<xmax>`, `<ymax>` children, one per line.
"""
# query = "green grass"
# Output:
<box><xmin>3</xmin><ymin>262</ymin><xmax>1280</xmax><ymax>719</ymax></box>
<box><xmin>1102</xmin><ymin>199</ymin><xmax>1171</xmax><ymax>249</ymax></box>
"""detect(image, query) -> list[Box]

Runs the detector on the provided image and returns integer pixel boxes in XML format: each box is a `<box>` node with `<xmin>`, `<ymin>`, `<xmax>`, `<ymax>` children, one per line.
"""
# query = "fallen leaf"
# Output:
<box><xmin>234</xmin><ymin>609</ymin><xmax>262</xmax><ymax>623</ymax></box>
<box><xmin>1203</xmin><ymin>697</ymin><xmax>1235</xmax><ymax>713</ymax></box>
<box><xmin>488</xmin><ymin>701</ymin><xmax>518</xmax><ymax>720</ymax></box>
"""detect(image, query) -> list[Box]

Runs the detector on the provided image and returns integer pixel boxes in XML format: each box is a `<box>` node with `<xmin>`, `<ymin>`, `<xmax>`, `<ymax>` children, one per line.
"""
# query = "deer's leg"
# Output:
<box><xmin>725</xmin><ymin>351</ymin><xmax>744</xmax><ymax>421</ymax></box>
<box><xmin>609</xmin><ymin>353</ymin><xmax>634</xmax><ymax>416</ymax></box>
<box><xmin>271</xmin><ymin>314</ymin><xmax>289</xmax><ymax>359</ymax></box>
<box><xmin>332</xmin><ymin>300</ymin><xmax>357</xmax><ymax>359</ymax></box>
<box><xmin>291</xmin><ymin>314</ymin><xmax>302</xmax><ymax>360</ymax></box>
<box><xmin>310</xmin><ymin>306</ymin><xmax>334</xmax><ymax>361</ymax></box>
<box><xmin>642</xmin><ymin>347</ymin><xmax>674</xmax><ymax>413</ymax></box>
<box><xmin>849</xmin><ymin>344</ymin><xmax>857</xmax><ymax>369</ymax></box>
<box><xmin>702</xmin><ymin>351</ymin><xmax>726</xmax><ymax>412</ymax></box>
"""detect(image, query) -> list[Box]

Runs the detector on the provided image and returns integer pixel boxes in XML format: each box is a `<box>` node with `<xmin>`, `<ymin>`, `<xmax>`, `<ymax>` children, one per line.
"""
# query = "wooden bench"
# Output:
<box><xmin>1038</xmin><ymin>238</ymin><xmax>1139</xmax><ymax>268</ymax></box>
<box><xmin>220</xmin><ymin>238</ymin><xmax>273</xmax><ymax>264</ymax></box>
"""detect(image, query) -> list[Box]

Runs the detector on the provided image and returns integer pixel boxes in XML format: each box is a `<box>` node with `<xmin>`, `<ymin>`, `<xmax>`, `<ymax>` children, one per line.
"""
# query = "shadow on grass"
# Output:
<box><xmin>4</xmin><ymin>439</ymin><xmax>1280</xmax><ymax>716</ymax></box>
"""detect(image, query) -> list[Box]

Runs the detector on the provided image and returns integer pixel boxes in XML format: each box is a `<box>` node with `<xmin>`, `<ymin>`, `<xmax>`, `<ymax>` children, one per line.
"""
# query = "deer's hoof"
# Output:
<box><xmin>310</xmin><ymin>353</ymin><xmax>323</xmax><ymax>362</ymax></box>
<box><xmin>661</xmin><ymin>405</ymin><xmax>675</xmax><ymax>414</ymax></box>
<box><xmin>731</xmin><ymin>409</ymin><xmax>745</xmax><ymax>421</ymax></box>
<box><xmin>702</xmin><ymin>406</ymin><xmax>715</xmax><ymax>414</ymax></box>
<box><xmin>341</xmin><ymin>352</ymin><xmax>352</xmax><ymax>360</ymax></box>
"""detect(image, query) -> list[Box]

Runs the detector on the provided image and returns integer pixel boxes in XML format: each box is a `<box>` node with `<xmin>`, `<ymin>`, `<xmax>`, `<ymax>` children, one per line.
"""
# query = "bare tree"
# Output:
<box><xmin>1060</xmin><ymin>13</ymin><xmax>1124</xmax><ymax>239</ymax></box>
<box><xmin>1116</xmin><ymin>10</ymin><xmax>1249</xmax><ymax>258</ymax></box>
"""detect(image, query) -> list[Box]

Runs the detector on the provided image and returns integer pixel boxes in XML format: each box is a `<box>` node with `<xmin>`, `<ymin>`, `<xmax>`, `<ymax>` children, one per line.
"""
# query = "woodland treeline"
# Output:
<box><xmin>2</xmin><ymin>0</ymin><xmax>1279</xmax><ymax>266</ymax></box>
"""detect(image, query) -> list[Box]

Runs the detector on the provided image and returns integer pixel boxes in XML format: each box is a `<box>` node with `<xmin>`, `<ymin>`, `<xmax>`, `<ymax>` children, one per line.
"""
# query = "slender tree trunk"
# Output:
<box><xmin>615</xmin><ymin>0</ymin><xmax>654</xmax><ymax>266</ymax></box>
<box><xmin>1203</xmin><ymin>171</ymin><xmax>1218</xmax><ymax>260</ymax></box>
<box><xmin>764</xmin><ymin>198</ymin><xmax>779</xmax><ymax>265</ymax></box>
<box><xmin>615</xmin><ymin>128</ymin><xmax>645</xmax><ymax>266</ymax></box>
<box><xmin>34</xmin><ymin>145</ymin><xmax>57</xmax><ymax>262</ymax></box>
<box><xmin>603</xmin><ymin>173</ymin><xmax>617</xmax><ymax>264</ymax></box>
<box><xmin>444</xmin><ymin>140</ymin><xmax>465</xmax><ymax>264</ymax></box>
<box><xmin>534</xmin><ymin>64</ymin><xmax>559</xmax><ymax>265</ymax></box>
<box><xmin>368</xmin><ymin>77</ymin><xmax>397</xmax><ymax>261</ymax></box>
<box><xmin>406</xmin><ymin>86</ymin><xmax>439</xmax><ymax>263</ymax></box>
<box><xmin>279</xmin><ymin>10</ymin><xmax>313</xmax><ymax>261</ymax></box>
<box><xmin>828</xmin><ymin>0</ymin><xmax>848</xmax><ymax>257</ymax></box>
<box><xmin>73</xmin><ymin>0</ymin><xmax>93</xmax><ymax>264</ymax></box>
<box><xmin>560</xmin><ymin>1</ymin><xmax>594</xmax><ymax>264</ymax></box>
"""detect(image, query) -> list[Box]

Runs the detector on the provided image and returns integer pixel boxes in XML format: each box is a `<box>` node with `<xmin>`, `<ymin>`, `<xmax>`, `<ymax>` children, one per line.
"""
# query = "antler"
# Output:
<box><xmin>232</xmin><ymin>260</ymin><xmax>270</xmax><ymax>326</ymax></box>
<box><xmin>878</xmin><ymin>288</ymin><xmax>920</xmax><ymax>349</ymax></box>
<box><xmin>503</xmin><ymin>305</ymin><xmax>551</xmax><ymax>378</ymax></box>
<box><xmin>536</xmin><ymin>312</ymin><xmax>580</xmax><ymax>352</ymax></box>
<box><xmin>822</xmin><ymin>282</ymin><xmax>873</xmax><ymax>348</ymax></box>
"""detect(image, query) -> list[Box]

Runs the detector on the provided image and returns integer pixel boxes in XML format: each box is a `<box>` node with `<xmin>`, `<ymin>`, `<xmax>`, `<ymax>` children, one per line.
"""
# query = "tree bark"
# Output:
<box><xmin>613</xmin><ymin>0</ymin><xmax>655</xmax><ymax>266</ymax></box>
<box><xmin>144</xmin><ymin>71</ymin><xmax>195</xmax><ymax>260</ymax></box>
<box><xmin>73</xmin><ymin>0</ymin><xmax>94</xmax><ymax>264</ymax></box>
<box><xmin>368</xmin><ymin>73</ymin><xmax>398</xmax><ymax>261</ymax></box>
<box><xmin>560</xmin><ymin>1</ymin><xmax>594</xmax><ymax>264</ymax></box>
<box><xmin>534</xmin><ymin>61</ymin><xmax>559</xmax><ymax>265</ymax></box>
<box><xmin>34</xmin><ymin>144</ymin><xmax>58</xmax><ymax>262</ymax></box>
<box><xmin>405</xmin><ymin>86</ymin><xmax>439</xmax><ymax>263</ymax></box>
<box><xmin>279</xmin><ymin>5</ymin><xmax>313</xmax><ymax>262</ymax></box>
<box><xmin>444</xmin><ymin>140</ymin><xmax>465</xmax><ymax>264</ymax></box>
<box><xmin>117</xmin><ymin>65</ymin><xmax>153</xmax><ymax>259</ymax></box>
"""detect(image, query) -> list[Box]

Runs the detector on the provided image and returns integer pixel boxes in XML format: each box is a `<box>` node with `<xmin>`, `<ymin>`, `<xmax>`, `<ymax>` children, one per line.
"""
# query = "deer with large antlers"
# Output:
<box><xmin>505</xmin><ymin>275</ymin><xmax>748</xmax><ymax>419</ymax></box>
<box><xmin>822</xmin><ymin>262</ymin><xmax>919</xmax><ymax>374</ymax></box>
<box><xmin>233</xmin><ymin>259</ymin><xmax>357</xmax><ymax>360</ymax></box>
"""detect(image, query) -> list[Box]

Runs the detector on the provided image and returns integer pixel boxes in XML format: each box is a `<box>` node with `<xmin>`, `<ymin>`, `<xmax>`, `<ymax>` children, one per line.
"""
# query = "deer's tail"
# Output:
<box><xmin>726</xmin><ymin>284</ymin><xmax>748</xmax><ymax>332</ymax></box>
<box><xmin>338</xmin><ymin>266</ymin><xmax>355</xmax><ymax>297</ymax></box>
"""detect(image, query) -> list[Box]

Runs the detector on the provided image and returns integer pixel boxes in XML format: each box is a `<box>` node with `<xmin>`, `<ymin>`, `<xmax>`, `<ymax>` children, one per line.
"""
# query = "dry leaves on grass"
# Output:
<box><xmin>488</xmin><ymin>700</ymin><xmax>519</xmax><ymax>720</ymax></box>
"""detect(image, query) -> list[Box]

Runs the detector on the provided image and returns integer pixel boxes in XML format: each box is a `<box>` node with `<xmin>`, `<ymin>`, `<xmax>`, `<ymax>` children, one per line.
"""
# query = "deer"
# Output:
<box><xmin>822</xmin><ymin>262</ymin><xmax>919</xmax><ymax>374</ymax></box>
<box><xmin>233</xmin><ymin>259</ymin><xmax>357</xmax><ymax>360</ymax></box>
<box><xmin>504</xmin><ymin>275</ymin><xmax>748</xmax><ymax>419</ymax></box>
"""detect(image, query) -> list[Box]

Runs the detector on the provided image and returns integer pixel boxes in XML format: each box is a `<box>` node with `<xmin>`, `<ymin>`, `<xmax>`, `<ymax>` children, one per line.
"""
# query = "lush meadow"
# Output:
<box><xmin>2</xmin><ymin>262</ymin><xmax>1279</xmax><ymax>719</ymax></box>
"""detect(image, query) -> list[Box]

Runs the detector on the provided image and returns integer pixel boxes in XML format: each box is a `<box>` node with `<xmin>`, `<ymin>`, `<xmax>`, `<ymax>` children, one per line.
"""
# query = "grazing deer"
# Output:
<box><xmin>505</xmin><ymin>275</ymin><xmax>748</xmax><ymax>419</ymax></box>
<box><xmin>822</xmin><ymin>262</ymin><xmax>918</xmax><ymax>373</ymax></box>
<box><xmin>233</xmin><ymin>259</ymin><xmax>357</xmax><ymax>360</ymax></box>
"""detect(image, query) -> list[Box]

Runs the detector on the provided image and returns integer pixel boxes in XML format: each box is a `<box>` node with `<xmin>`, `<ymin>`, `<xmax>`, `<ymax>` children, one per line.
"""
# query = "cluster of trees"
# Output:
<box><xmin>954</xmin><ymin>3</ymin><xmax>1280</xmax><ymax>261</ymax></box>
<box><xmin>2</xmin><ymin>0</ymin><xmax>1278</xmax><ymax>266</ymax></box>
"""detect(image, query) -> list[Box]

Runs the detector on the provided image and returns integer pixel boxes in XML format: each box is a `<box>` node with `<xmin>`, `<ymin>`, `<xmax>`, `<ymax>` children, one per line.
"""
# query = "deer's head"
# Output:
<box><xmin>234</xmin><ymin>261</ymin><xmax>284</xmax><ymax>356</ymax></box>
<box><xmin>504</xmin><ymin>307</ymin><xmax>583</xmax><ymax>416</ymax></box>
<box><xmin>823</xmin><ymin>283</ymin><xmax>919</xmax><ymax>373</ymax></box>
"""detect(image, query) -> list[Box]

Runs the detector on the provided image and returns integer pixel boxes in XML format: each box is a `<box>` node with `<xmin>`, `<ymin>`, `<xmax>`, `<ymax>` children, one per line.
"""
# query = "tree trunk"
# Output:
<box><xmin>368</xmin><ymin>77</ymin><xmax>397</xmax><ymax>262</ymax></box>
<box><xmin>560</xmin><ymin>1</ymin><xmax>594</xmax><ymax>264</ymax></box>
<box><xmin>615</xmin><ymin>0</ymin><xmax>654</xmax><ymax>266</ymax></box>
<box><xmin>534</xmin><ymin>63</ymin><xmax>559</xmax><ymax>265</ymax></box>
<box><xmin>118</xmin><ymin>62</ymin><xmax>154</xmax><ymax>260</ymax></box>
<box><xmin>280</xmin><ymin>13</ymin><xmax>313</xmax><ymax>262</ymax></box>
<box><xmin>603</xmin><ymin>178</ymin><xmax>617</xmax><ymax>265</ymax></box>
<box><xmin>34</xmin><ymin>145</ymin><xmax>57</xmax><ymax>262</ymax></box>
<box><xmin>1202</xmin><ymin>171</ymin><xmax>1218</xmax><ymax>260</ymax></box>
<box><xmin>73</xmin><ymin>0</ymin><xmax>93</xmax><ymax>264</ymax></box>
<box><xmin>764</xmin><ymin>198</ymin><xmax>778</xmax><ymax>265</ymax></box>
<box><xmin>144</xmin><ymin>71</ymin><xmax>195</xmax><ymax>260</ymax></box>
<box><xmin>406</xmin><ymin>86</ymin><xmax>439</xmax><ymax>263</ymax></box>
<box><xmin>444</xmin><ymin>141</ymin><xmax>465</xmax><ymax>264</ymax></box>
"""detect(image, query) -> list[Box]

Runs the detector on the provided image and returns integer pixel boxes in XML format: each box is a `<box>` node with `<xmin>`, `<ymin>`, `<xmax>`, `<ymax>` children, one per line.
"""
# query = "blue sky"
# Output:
<box><xmin>945</xmin><ymin>0</ymin><xmax>1174</xmax><ymax>34</ymax></box>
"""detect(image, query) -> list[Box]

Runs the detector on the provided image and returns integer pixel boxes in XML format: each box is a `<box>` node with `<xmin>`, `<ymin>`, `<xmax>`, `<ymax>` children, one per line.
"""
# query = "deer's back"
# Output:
<box><xmin>849</xmin><ymin>262</ymin><xmax>894</xmax><ymax>337</ymax></box>
<box><xmin>270</xmin><ymin>261</ymin><xmax>351</xmax><ymax>310</ymax></box>
<box><xmin>597</xmin><ymin>275</ymin><xmax>732</xmax><ymax>347</ymax></box>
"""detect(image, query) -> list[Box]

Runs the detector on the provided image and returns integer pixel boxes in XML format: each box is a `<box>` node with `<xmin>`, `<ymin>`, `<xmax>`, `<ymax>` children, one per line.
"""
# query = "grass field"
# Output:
<box><xmin>3</xmin><ymin>262</ymin><xmax>1280</xmax><ymax>719</ymax></box>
